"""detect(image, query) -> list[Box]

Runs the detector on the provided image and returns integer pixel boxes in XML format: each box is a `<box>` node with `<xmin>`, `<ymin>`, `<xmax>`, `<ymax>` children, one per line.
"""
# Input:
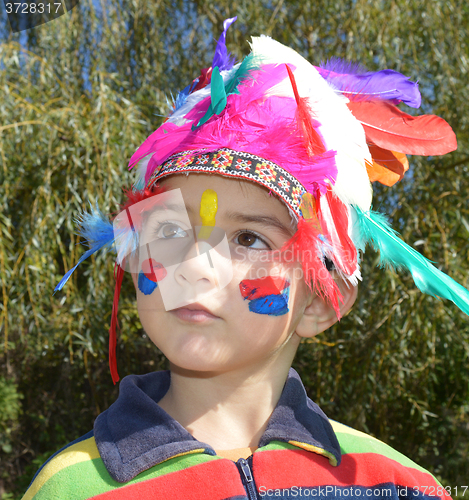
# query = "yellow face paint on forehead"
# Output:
<box><xmin>198</xmin><ymin>189</ymin><xmax>218</xmax><ymax>239</ymax></box>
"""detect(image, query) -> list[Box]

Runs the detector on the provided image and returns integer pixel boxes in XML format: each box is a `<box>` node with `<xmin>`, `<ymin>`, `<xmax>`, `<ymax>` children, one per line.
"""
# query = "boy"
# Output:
<box><xmin>23</xmin><ymin>18</ymin><xmax>467</xmax><ymax>500</ymax></box>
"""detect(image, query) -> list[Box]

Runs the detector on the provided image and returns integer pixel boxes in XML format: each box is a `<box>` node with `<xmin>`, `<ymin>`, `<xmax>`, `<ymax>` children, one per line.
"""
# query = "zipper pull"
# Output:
<box><xmin>238</xmin><ymin>458</ymin><xmax>253</xmax><ymax>482</ymax></box>
<box><xmin>237</xmin><ymin>456</ymin><xmax>258</xmax><ymax>499</ymax></box>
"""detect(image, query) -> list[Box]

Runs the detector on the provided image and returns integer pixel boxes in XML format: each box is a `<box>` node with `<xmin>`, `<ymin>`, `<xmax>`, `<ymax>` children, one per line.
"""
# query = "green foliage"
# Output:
<box><xmin>0</xmin><ymin>0</ymin><xmax>468</xmax><ymax>497</ymax></box>
<box><xmin>0</xmin><ymin>378</ymin><xmax>22</xmax><ymax>499</ymax></box>
<box><xmin>0</xmin><ymin>377</ymin><xmax>22</xmax><ymax>453</ymax></box>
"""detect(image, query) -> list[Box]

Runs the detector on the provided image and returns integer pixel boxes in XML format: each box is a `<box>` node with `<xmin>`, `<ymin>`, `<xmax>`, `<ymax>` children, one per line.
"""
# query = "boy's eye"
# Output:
<box><xmin>156</xmin><ymin>222</ymin><xmax>188</xmax><ymax>239</ymax></box>
<box><xmin>235</xmin><ymin>231</ymin><xmax>270</xmax><ymax>250</ymax></box>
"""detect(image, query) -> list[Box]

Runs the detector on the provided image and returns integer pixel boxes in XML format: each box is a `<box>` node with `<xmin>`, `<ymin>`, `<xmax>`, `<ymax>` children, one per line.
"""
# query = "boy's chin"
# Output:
<box><xmin>161</xmin><ymin>341</ymin><xmax>263</xmax><ymax>376</ymax></box>
<box><xmin>167</xmin><ymin>362</ymin><xmax>229</xmax><ymax>378</ymax></box>
<box><xmin>151</xmin><ymin>337</ymin><xmax>232</xmax><ymax>375</ymax></box>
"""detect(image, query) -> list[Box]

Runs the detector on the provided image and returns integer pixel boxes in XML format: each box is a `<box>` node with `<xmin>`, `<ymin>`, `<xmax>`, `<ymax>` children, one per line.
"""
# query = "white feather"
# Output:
<box><xmin>316</xmin><ymin>193</ymin><xmax>361</xmax><ymax>283</ymax></box>
<box><xmin>133</xmin><ymin>153</ymin><xmax>154</xmax><ymax>190</ymax></box>
<box><xmin>249</xmin><ymin>36</ymin><xmax>372</xmax><ymax>211</ymax></box>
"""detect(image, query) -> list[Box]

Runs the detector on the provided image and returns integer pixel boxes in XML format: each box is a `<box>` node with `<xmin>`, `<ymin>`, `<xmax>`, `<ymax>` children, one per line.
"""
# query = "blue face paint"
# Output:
<box><xmin>248</xmin><ymin>293</ymin><xmax>289</xmax><ymax>316</ymax></box>
<box><xmin>138</xmin><ymin>259</ymin><xmax>167</xmax><ymax>295</ymax></box>
<box><xmin>239</xmin><ymin>276</ymin><xmax>290</xmax><ymax>316</ymax></box>
<box><xmin>138</xmin><ymin>271</ymin><xmax>158</xmax><ymax>295</ymax></box>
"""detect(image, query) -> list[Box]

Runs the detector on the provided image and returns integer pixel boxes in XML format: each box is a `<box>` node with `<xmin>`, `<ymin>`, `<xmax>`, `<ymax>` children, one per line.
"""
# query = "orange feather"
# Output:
<box><xmin>366</xmin><ymin>143</ymin><xmax>409</xmax><ymax>186</ymax></box>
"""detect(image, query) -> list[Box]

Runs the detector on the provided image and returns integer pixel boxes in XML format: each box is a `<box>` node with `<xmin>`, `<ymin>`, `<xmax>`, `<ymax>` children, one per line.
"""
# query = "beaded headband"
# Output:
<box><xmin>149</xmin><ymin>148</ymin><xmax>307</xmax><ymax>217</ymax></box>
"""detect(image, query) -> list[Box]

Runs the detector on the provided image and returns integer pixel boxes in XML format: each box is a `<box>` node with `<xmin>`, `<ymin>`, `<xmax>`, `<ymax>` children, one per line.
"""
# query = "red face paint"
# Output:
<box><xmin>239</xmin><ymin>276</ymin><xmax>291</xmax><ymax>316</ymax></box>
<box><xmin>239</xmin><ymin>276</ymin><xmax>289</xmax><ymax>300</ymax></box>
<box><xmin>141</xmin><ymin>259</ymin><xmax>167</xmax><ymax>282</ymax></box>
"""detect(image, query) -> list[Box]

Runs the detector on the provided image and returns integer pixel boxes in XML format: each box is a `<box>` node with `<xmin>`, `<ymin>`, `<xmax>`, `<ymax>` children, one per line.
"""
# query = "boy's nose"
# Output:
<box><xmin>173</xmin><ymin>241</ymin><xmax>220</xmax><ymax>290</ymax></box>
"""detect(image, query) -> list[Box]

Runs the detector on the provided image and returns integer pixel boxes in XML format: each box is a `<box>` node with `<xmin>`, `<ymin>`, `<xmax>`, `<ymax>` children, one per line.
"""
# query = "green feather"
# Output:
<box><xmin>353</xmin><ymin>206</ymin><xmax>469</xmax><ymax>316</ymax></box>
<box><xmin>224</xmin><ymin>53</ymin><xmax>259</xmax><ymax>96</ymax></box>
<box><xmin>211</xmin><ymin>66</ymin><xmax>227</xmax><ymax>114</ymax></box>
<box><xmin>193</xmin><ymin>67</ymin><xmax>227</xmax><ymax>129</ymax></box>
<box><xmin>192</xmin><ymin>54</ymin><xmax>261</xmax><ymax>130</ymax></box>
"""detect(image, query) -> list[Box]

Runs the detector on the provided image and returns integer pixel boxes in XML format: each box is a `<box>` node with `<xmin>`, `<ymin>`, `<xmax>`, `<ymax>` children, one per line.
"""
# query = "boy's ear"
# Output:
<box><xmin>295</xmin><ymin>276</ymin><xmax>358</xmax><ymax>339</ymax></box>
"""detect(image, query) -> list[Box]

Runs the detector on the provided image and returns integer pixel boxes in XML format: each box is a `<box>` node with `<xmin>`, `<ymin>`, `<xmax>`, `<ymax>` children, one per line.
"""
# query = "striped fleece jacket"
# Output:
<box><xmin>22</xmin><ymin>369</ymin><xmax>451</xmax><ymax>500</ymax></box>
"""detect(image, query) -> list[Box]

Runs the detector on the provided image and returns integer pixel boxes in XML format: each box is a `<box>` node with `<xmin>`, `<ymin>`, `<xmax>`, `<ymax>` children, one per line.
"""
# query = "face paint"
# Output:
<box><xmin>198</xmin><ymin>189</ymin><xmax>218</xmax><ymax>240</ymax></box>
<box><xmin>239</xmin><ymin>276</ymin><xmax>290</xmax><ymax>316</ymax></box>
<box><xmin>248</xmin><ymin>292</ymin><xmax>290</xmax><ymax>316</ymax></box>
<box><xmin>138</xmin><ymin>272</ymin><xmax>158</xmax><ymax>295</ymax></box>
<box><xmin>141</xmin><ymin>259</ymin><xmax>167</xmax><ymax>282</ymax></box>
<box><xmin>138</xmin><ymin>259</ymin><xmax>167</xmax><ymax>295</ymax></box>
<box><xmin>114</xmin><ymin>188</ymin><xmax>232</xmax><ymax>309</ymax></box>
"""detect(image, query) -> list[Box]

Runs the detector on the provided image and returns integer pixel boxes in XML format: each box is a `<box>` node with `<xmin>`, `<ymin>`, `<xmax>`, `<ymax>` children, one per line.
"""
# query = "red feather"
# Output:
<box><xmin>109</xmin><ymin>263</ymin><xmax>125</xmax><ymax>385</ymax></box>
<box><xmin>119</xmin><ymin>184</ymin><xmax>167</xmax><ymax>214</ymax></box>
<box><xmin>347</xmin><ymin>100</ymin><xmax>457</xmax><ymax>155</ymax></box>
<box><xmin>114</xmin><ymin>184</ymin><xmax>168</xmax><ymax>233</ymax></box>
<box><xmin>318</xmin><ymin>187</ymin><xmax>357</xmax><ymax>276</ymax></box>
<box><xmin>191</xmin><ymin>67</ymin><xmax>213</xmax><ymax>93</ymax></box>
<box><xmin>279</xmin><ymin>218</ymin><xmax>342</xmax><ymax>318</ymax></box>
<box><xmin>285</xmin><ymin>65</ymin><xmax>326</xmax><ymax>156</ymax></box>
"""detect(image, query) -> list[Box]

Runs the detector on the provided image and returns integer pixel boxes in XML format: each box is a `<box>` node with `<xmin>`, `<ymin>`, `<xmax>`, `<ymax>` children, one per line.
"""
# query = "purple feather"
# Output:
<box><xmin>212</xmin><ymin>17</ymin><xmax>237</xmax><ymax>71</ymax></box>
<box><xmin>318</xmin><ymin>58</ymin><xmax>421</xmax><ymax>108</ymax></box>
<box><xmin>320</xmin><ymin>57</ymin><xmax>368</xmax><ymax>75</ymax></box>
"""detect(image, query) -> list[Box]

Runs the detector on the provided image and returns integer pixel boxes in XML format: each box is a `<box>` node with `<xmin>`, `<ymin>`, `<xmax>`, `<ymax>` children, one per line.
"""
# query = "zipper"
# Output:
<box><xmin>236</xmin><ymin>456</ymin><xmax>258</xmax><ymax>500</ymax></box>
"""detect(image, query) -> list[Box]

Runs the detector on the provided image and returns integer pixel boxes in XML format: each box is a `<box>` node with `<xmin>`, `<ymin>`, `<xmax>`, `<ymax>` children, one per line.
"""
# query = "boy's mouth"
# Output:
<box><xmin>170</xmin><ymin>303</ymin><xmax>219</xmax><ymax>322</ymax></box>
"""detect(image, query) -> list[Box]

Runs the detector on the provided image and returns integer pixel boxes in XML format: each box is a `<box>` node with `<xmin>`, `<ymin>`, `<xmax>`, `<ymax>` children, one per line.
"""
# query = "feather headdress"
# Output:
<box><xmin>57</xmin><ymin>18</ymin><xmax>464</xmax><ymax>384</ymax></box>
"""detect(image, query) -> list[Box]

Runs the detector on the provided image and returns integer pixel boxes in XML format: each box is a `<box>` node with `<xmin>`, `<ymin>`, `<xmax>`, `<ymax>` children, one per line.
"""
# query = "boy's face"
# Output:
<box><xmin>133</xmin><ymin>173</ymin><xmax>318</xmax><ymax>375</ymax></box>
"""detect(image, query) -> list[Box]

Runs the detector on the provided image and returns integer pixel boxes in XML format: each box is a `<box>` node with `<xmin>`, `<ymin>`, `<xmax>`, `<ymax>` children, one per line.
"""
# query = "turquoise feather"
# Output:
<box><xmin>353</xmin><ymin>206</ymin><xmax>469</xmax><ymax>316</ymax></box>
<box><xmin>193</xmin><ymin>54</ymin><xmax>260</xmax><ymax>130</ymax></box>
<box><xmin>224</xmin><ymin>53</ymin><xmax>258</xmax><ymax>96</ymax></box>
<box><xmin>211</xmin><ymin>66</ymin><xmax>227</xmax><ymax>114</ymax></box>
<box><xmin>194</xmin><ymin>66</ymin><xmax>227</xmax><ymax>129</ymax></box>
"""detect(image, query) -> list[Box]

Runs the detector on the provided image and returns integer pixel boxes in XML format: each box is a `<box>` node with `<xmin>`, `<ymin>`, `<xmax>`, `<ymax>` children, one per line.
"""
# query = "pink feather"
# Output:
<box><xmin>130</xmin><ymin>65</ymin><xmax>338</xmax><ymax>194</ymax></box>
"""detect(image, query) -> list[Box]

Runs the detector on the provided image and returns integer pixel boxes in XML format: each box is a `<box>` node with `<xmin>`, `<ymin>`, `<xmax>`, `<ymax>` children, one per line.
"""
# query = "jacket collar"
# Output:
<box><xmin>94</xmin><ymin>368</ymin><xmax>341</xmax><ymax>483</ymax></box>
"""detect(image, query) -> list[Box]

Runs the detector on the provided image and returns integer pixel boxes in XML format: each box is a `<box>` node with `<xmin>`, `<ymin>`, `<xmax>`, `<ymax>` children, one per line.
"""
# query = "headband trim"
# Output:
<box><xmin>148</xmin><ymin>148</ymin><xmax>307</xmax><ymax>217</ymax></box>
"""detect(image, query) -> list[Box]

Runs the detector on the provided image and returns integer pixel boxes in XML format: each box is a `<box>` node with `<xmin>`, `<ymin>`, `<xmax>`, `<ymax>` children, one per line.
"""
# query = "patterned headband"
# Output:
<box><xmin>148</xmin><ymin>148</ymin><xmax>307</xmax><ymax>217</ymax></box>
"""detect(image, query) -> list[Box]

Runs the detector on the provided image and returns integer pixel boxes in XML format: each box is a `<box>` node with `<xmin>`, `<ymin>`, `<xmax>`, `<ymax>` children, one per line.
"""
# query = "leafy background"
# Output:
<box><xmin>0</xmin><ymin>0</ymin><xmax>468</xmax><ymax>498</ymax></box>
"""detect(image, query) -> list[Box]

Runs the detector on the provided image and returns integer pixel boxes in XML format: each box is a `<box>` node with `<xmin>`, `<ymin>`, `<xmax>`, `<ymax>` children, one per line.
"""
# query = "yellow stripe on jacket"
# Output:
<box><xmin>22</xmin><ymin>436</ymin><xmax>100</xmax><ymax>500</ymax></box>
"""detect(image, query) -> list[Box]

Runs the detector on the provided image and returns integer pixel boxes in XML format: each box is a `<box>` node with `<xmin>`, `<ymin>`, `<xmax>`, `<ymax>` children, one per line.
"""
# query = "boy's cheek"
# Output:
<box><xmin>237</xmin><ymin>260</ymin><xmax>309</xmax><ymax>317</ymax></box>
<box><xmin>238</xmin><ymin>276</ymin><xmax>291</xmax><ymax>317</ymax></box>
<box><xmin>235</xmin><ymin>262</ymin><xmax>312</xmax><ymax>323</ymax></box>
<box><xmin>138</xmin><ymin>271</ymin><xmax>158</xmax><ymax>295</ymax></box>
<box><xmin>134</xmin><ymin>254</ymin><xmax>304</xmax><ymax>318</ymax></box>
